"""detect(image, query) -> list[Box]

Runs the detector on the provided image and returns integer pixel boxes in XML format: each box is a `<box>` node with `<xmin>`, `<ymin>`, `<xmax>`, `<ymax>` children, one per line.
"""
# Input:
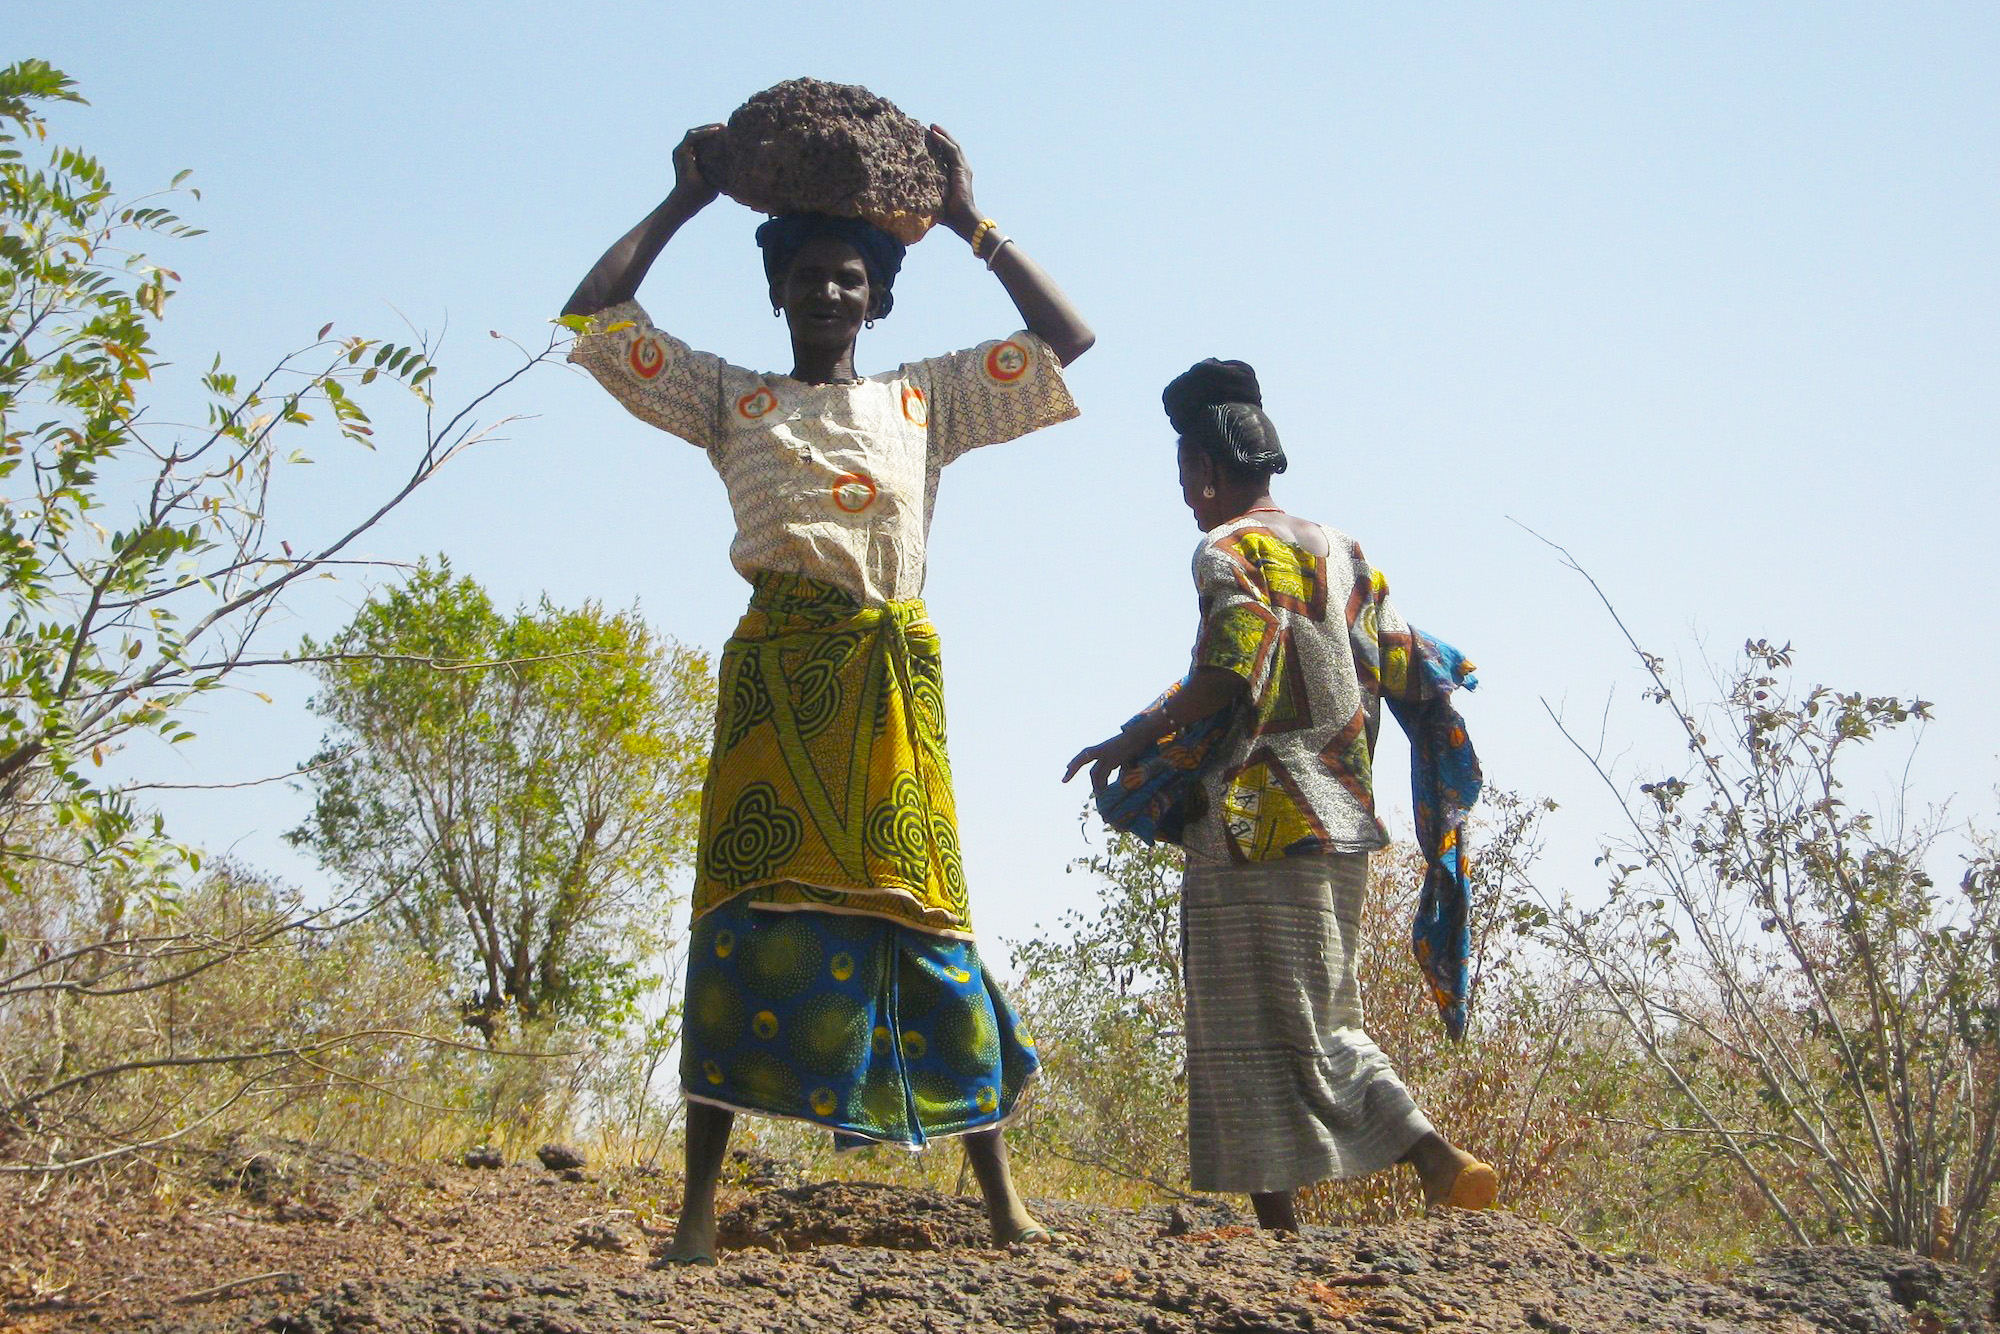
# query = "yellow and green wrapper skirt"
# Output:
<box><xmin>693</xmin><ymin>571</ymin><xmax>970</xmax><ymax>937</ymax></box>
<box><xmin>682</xmin><ymin>571</ymin><xmax>1037</xmax><ymax>1142</ymax></box>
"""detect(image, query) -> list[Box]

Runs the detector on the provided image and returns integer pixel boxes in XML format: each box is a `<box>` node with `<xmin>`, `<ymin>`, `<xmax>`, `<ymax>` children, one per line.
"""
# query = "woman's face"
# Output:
<box><xmin>775</xmin><ymin>236</ymin><xmax>873</xmax><ymax>351</ymax></box>
<box><xmin>1177</xmin><ymin>437</ymin><xmax>1216</xmax><ymax>529</ymax></box>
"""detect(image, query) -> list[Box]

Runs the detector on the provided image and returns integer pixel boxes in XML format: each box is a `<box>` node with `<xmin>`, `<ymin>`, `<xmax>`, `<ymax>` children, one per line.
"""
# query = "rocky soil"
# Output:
<box><xmin>3</xmin><ymin>1139</ymin><xmax>1994</xmax><ymax>1334</ymax></box>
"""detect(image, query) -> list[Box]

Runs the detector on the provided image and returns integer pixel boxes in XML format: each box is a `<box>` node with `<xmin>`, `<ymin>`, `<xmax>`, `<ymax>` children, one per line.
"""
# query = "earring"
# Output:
<box><xmin>772</xmin><ymin>306</ymin><xmax>782</xmax><ymax>318</ymax></box>
<box><xmin>864</xmin><ymin>318</ymin><xmax>876</xmax><ymax>330</ymax></box>
<box><xmin>1202</xmin><ymin>485</ymin><xmax>1216</xmax><ymax>499</ymax></box>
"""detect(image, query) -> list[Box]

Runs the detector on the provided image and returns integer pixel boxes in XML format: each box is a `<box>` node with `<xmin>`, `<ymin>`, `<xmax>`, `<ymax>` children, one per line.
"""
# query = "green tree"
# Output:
<box><xmin>0</xmin><ymin>59</ymin><xmax>555</xmax><ymax>903</ymax></box>
<box><xmin>290</xmin><ymin>561</ymin><xmax>714</xmax><ymax>1038</ymax></box>
<box><xmin>0</xmin><ymin>59</ymin><xmax>562</xmax><ymax>1173</ymax></box>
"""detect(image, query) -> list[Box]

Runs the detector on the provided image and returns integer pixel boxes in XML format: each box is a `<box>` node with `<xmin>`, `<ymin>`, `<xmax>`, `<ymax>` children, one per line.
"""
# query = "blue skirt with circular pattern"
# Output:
<box><xmin>679</xmin><ymin>895</ymin><xmax>1039</xmax><ymax>1147</ymax></box>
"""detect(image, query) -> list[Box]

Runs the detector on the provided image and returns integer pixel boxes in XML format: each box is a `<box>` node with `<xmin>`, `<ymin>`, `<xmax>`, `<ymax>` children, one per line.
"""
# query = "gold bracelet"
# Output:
<box><xmin>968</xmin><ymin>217</ymin><xmax>998</xmax><ymax>255</ymax></box>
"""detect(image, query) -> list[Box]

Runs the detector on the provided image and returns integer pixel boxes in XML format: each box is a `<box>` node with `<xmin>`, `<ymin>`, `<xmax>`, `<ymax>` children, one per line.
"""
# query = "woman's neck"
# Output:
<box><xmin>1206</xmin><ymin>485</ymin><xmax>1277</xmax><ymax>528</ymax></box>
<box><xmin>789</xmin><ymin>339</ymin><xmax>859</xmax><ymax>384</ymax></box>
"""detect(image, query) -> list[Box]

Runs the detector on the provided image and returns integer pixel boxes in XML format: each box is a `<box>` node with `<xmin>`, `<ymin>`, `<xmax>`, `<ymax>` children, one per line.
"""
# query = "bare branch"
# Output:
<box><xmin>174</xmin><ymin>1271</ymin><xmax>300</xmax><ymax>1305</ymax></box>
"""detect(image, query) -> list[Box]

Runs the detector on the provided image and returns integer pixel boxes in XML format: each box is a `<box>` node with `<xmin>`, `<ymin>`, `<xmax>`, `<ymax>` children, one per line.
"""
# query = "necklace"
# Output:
<box><xmin>1243</xmin><ymin>505</ymin><xmax>1284</xmax><ymax>515</ymax></box>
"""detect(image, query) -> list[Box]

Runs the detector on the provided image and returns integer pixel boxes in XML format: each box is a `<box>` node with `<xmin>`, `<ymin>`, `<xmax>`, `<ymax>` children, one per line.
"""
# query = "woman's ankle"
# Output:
<box><xmin>1250</xmin><ymin>1190</ymin><xmax>1299</xmax><ymax>1231</ymax></box>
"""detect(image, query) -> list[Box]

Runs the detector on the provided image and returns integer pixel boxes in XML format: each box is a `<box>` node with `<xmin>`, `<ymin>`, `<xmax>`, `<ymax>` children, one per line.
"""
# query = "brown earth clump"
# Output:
<box><xmin>716</xmin><ymin>1179</ymin><xmax>991</xmax><ymax>1253</ymax></box>
<box><xmin>694</xmin><ymin>78</ymin><xmax>945</xmax><ymax>244</ymax></box>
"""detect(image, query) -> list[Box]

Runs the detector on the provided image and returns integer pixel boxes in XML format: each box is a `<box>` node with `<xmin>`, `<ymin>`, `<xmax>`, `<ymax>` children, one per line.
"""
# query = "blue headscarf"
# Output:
<box><xmin>754</xmin><ymin>213</ymin><xmax>908</xmax><ymax>318</ymax></box>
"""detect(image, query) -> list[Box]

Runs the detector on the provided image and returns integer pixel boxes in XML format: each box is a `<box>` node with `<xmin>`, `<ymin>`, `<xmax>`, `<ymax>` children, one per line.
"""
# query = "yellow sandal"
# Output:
<box><xmin>1430</xmin><ymin>1159</ymin><xmax>1499</xmax><ymax>1211</ymax></box>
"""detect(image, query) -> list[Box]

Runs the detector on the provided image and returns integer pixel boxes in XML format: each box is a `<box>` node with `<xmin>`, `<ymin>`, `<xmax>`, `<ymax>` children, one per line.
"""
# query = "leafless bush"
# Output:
<box><xmin>0</xmin><ymin>857</ymin><xmax>471</xmax><ymax>1174</ymax></box>
<box><xmin>1527</xmin><ymin>535</ymin><xmax>2000</xmax><ymax>1272</ymax></box>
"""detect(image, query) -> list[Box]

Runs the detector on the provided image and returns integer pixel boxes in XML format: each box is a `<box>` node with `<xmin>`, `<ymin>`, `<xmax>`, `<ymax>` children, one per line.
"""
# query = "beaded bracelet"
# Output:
<box><xmin>967</xmin><ymin>217</ymin><xmax>998</xmax><ymax>254</ymax></box>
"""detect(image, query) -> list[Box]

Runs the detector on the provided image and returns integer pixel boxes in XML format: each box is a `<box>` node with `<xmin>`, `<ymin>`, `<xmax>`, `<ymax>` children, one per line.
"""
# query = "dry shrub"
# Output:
<box><xmin>1300</xmin><ymin>830</ymin><xmax>1779</xmax><ymax>1266</ymax></box>
<box><xmin>1526</xmin><ymin>621</ymin><xmax>2000</xmax><ymax>1276</ymax></box>
<box><xmin>999</xmin><ymin>795</ymin><xmax>1777</xmax><ymax>1266</ymax></box>
<box><xmin>0</xmin><ymin>855</ymin><xmax>472</xmax><ymax>1174</ymax></box>
<box><xmin>1006</xmin><ymin>826</ymin><xmax>1190</xmax><ymax>1206</ymax></box>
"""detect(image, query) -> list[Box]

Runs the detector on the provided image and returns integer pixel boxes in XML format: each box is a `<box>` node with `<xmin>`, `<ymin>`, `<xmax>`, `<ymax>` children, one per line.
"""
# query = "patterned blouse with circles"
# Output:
<box><xmin>569</xmin><ymin>300</ymin><xmax>1077</xmax><ymax>606</ymax></box>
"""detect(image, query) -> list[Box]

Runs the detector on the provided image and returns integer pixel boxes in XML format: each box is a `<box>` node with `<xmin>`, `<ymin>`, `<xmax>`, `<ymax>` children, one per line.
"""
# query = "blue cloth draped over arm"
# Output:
<box><xmin>1090</xmin><ymin>677</ymin><xmax>1229</xmax><ymax>846</ymax></box>
<box><xmin>1387</xmin><ymin>630</ymin><xmax>1483</xmax><ymax>1041</ymax></box>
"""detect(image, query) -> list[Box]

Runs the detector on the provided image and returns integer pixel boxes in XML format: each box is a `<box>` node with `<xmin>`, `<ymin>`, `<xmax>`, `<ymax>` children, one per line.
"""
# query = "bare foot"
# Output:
<box><xmin>654</xmin><ymin>1102</ymin><xmax>732</xmax><ymax>1266</ymax></box>
<box><xmin>650</xmin><ymin>1208</ymin><xmax>719</xmax><ymax>1267</ymax></box>
<box><xmin>996</xmin><ymin>1216</ymin><xmax>1065</xmax><ymax>1246</ymax></box>
<box><xmin>962</xmin><ymin>1127</ymin><xmax>1061</xmax><ymax>1245</ymax></box>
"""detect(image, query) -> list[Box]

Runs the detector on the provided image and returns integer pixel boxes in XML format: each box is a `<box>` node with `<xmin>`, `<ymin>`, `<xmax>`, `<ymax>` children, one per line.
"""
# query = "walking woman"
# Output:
<box><xmin>1064</xmin><ymin>358</ymin><xmax>1495</xmax><ymax>1230</ymax></box>
<box><xmin>564</xmin><ymin>124</ymin><xmax>1093</xmax><ymax>1262</ymax></box>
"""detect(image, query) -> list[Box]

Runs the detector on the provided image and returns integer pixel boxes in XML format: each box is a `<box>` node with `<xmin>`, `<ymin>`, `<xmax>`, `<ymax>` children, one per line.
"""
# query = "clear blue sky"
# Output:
<box><xmin>15</xmin><ymin>3</ymin><xmax>1998</xmax><ymax>955</ymax></box>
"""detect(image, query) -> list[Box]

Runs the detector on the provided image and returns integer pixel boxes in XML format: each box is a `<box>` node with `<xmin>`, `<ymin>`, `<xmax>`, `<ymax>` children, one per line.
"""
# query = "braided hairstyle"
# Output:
<box><xmin>1162</xmin><ymin>358</ymin><xmax>1287</xmax><ymax>482</ymax></box>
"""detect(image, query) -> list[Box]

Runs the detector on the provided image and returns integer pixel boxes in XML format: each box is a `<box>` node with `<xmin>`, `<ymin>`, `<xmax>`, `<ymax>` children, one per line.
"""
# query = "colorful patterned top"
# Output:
<box><xmin>1183</xmin><ymin>515</ymin><xmax>1438</xmax><ymax>864</ymax></box>
<box><xmin>1181</xmin><ymin>513</ymin><xmax>1484</xmax><ymax>1036</ymax></box>
<box><xmin>568</xmin><ymin>300</ymin><xmax>1077</xmax><ymax>606</ymax></box>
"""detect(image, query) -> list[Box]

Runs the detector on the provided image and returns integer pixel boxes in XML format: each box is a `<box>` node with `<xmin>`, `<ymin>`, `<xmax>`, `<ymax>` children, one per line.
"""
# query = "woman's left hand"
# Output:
<box><xmin>925</xmin><ymin>123</ymin><xmax>1096</xmax><ymax>364</ymax></box>
<box><xmin>928</xmin><ymin>125</ymin><xmax>982</xmax><ymax>241</ymax></box>
<box><xmin>1063</xmin><ymin>729</ymin><xmax>1150</xmax><ymax>788</ymax></box>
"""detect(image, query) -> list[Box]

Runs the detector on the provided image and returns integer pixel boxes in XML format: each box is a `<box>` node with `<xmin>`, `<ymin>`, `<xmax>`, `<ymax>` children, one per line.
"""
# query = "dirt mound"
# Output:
<box><xmin>204</xmin><ymin>1133</ymin><xmax>385</xmax><ymax>1214</ymax></box>
<box><xmin>717</xmin><ymin>1178</ymin><xmax>994</xmax><ymax>1252</ymax></box>
<box><xmin>12</xmin><ymin>1156</ymin><xmax>1998</xmax><ymax>1334</ymax></box>
<box><xmin>115</xmin><ymin>1185</ymin><xmax>1976</xmax><ymax>1334</ymax></box>
<box><xmin>0</xmin><ymin>1152</ymin><xmax>663</xmax><ymax>1333</ymax></box>
<box><xmin>694</xmin><ymin>77</ymin><xmax>945</xmax><ymax>243</ymax></box>
<box><xmin>1736</xmin><ymin>1244</ymin><xmax>1999</xmax><ymax>1334</ymax></box>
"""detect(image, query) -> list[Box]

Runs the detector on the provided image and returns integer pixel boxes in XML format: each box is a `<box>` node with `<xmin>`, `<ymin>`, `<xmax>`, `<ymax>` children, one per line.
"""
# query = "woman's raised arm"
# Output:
<box><xmin>929</xmin><ymin>126</ymin><xmax>1095</xmax><ymax>366</ymax></box>
<box><xmin>562</xmin><ymin>126</ymin><xmax>722</xmax><ymax>318</ymax></box>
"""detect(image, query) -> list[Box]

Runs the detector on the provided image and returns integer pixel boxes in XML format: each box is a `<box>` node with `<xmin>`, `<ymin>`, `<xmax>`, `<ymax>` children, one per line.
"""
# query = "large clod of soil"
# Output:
<box><xmin>716</xmin><ymin>1178</ymin><xmax>997</xmax><ymax>1253</ymax></box>
<box><xmin>694</xmin><ymin>77</ymin><xmax>945</xmax><ymax>243</ymax></box>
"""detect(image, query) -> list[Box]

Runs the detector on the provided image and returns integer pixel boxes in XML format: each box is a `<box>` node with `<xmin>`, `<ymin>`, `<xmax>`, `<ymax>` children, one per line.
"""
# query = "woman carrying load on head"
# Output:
<box><xmin>1063</xmin><ymin>359</ymin><xmax>1495</xmax><ymax>1231</ymax></box>
<box><xmin>562</xmin><ymin>124</ymin><xmax>1092</xmax><ymax>1264</ymax></box>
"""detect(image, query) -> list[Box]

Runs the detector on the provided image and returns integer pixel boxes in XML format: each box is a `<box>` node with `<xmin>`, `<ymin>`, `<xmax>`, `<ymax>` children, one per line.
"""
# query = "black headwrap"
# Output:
<box><xmin>1163</xmin><ymin>358</ymin><xmax>1261</xmax><ymax>433</ymax></box>
<box><xmin>1163</xmin><ymin>358</ymin><xmax>1287</xmax><ymax>476</ymax></box>
<box><xmin>755</xmin><ymin>213</ymin><xmax>908</xmax><ymax>318</ymax></box>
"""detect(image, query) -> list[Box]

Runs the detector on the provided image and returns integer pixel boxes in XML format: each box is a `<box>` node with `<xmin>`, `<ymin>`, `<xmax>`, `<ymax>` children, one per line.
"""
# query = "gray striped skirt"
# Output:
<box><xmin>1182</xmin><ymin>852</ymin><xmax>1435</xmax><ymax>1194</ymax></box>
